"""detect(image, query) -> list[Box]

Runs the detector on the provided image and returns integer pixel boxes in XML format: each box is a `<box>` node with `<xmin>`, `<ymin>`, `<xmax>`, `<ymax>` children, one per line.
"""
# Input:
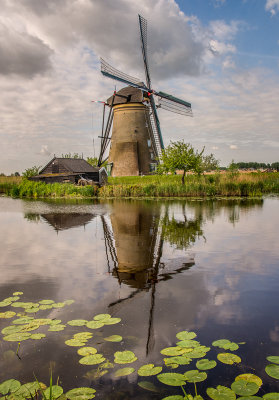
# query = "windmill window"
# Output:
<box><xmin>147</xmin><ymin>139</ymin><xmax>151</xmax><ymax>148</ymax></box>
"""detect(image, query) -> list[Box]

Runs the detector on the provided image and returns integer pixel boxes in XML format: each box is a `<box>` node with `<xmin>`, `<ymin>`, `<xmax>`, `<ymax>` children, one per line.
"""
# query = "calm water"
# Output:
<box><xmin>0</xmin><ymin>196</ymin><xmax>279</xmax><ymax>399</ymax></box>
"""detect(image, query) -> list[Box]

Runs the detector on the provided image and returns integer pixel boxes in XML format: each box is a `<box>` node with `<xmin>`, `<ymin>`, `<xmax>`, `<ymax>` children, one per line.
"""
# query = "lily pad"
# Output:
<box><xmin>161</xmin><ymin>396</ymin><xmax>184</xmax><ymax>400</ymax></box>
<box><xmin>19</xmin><ymin>322</ymin><xmax>41</xmax><ymax>332</ymax></box>
<box><xmin>185</xmin><ymin>348</ymin><xmax>208</xmax><ymax>359</ymax></box>
<box><xmin>207</xmin><ymin>385</ymin><xmax>236</xmax><ymax>400</ymax></box>
<box><xmin>39</xmin><ymin>300</ymin><xmax>54</xmax><ymax>305</ymax></box>
<box><xmin>0</xmin><ymin>380</ymin><xmax>21</xmax><ymax>395</ymax></box>
<box><xmin>43</xmin><ymin>385</ymin><xmax>63</xmax><ymax>400</ymax></box>
<box><xmin>157</xmin><ymin>373</ymin><xmax>186</xmax><ymax>386</ymax></box>
<box><xmin>74</xmin><ymin>332</ymin><xmax>93</xmax><ymax>340</ymax></box>
<box><xmin>115</xmin><ymin>367</ymin><xmax>135</xmax><ymax>377</ymax></box>
<box><xmin>267</xmin><ymin>357</ymin><xmax>279</xmax><ymax>365</ymax></box>
<box><xmin>79</xmin><ymin>354</ymin><xmax>106</xmax><ymax>365</ymax></box>
<box><xmin>196</xmin><ymin>359</ymin><xmax>217</xmax><ymax>370</ymax></box>
<box><xmin>65</xmin><ymin>339</ymin><xmax>87</xmax><ymax>347</ymax></box>
<box><xmin>39</xmin><ymin>305</ymin><xmax>53</xmax><ymax>310</ymax></box>
<box><xmin>235</xmin><ymin>374</ymin><xmax>262</xmax><ymax>387</ymax></box>
<box><xmin>84</xmin><ymin>369</ymin><xmax>108</xmax><ymax>380</ymax></box>
<box><xmin>2</xmin><ymin>325</ymin><xmax>23</xmax><ymax>335</ymax></box>
<box><xmin>93</xmin><ymin>314</ymin><xmax>111</xmax><ymax>321</ymax></box>
<box><xmin>103</xmin><ymin>317</ymin><xmax>121</xmax><ymax>325</ymax></box>
<box><xmin>67</xmin><ymin>320</ymin><xmax>88</xmax><ymax>327</ymax></box>
<box><xmin>265</xmin><ymin>364</ymin><xmax>279</xmax><ymax>379</ymax></box>
<box><xmin>16</xmin><ymin>382</ymin><xmax>46</xmax><ymax>397</ymax></box>
<box><xmin>231</xmin><ymin>381</ymin><xmax>259</xmax><ymax>396</ymax></box>
<box><xmin>66</xmin><ymin>388</ymin><xmax>96</xmax><ymax>400</ymax></box>
<box><xmin>138</xmin><ymin>381</ymin><xmax>159</xmax><ymax>392</ymax></box>
<box><xmin>30</xmin><ymin>333</ymin><xmax>46</xmax><ymax>340</ymax></box>
<box><xmin>0</xmin><ymin>301</ymin><xmax>11</xmax><ymax>307</ymax></box>
<box><xmin>12</xmin><ymin>317</ymin><xmax>34</xmax><ymax>325</ymax></box>
<box><xmin>3</xmin><ymin>332</ymin><xmax>31</xmax><ymax>341</ymax></box>
<box><xmin>263</xmin><ymin>394</ymin><xmax>279</xmax><ymax>399</ymax></box>
<box><xmin>138</xmin><ymin>364</ymin><xmax>162</xmax><ymax>376</ymax></box>
<box><xmin>104</xmin><ymin>335</ymin><xmax>122</xmax><ymax>342</ymax></box>
<box><xmin>184</xmin><ymin>370</ymin><xmax>207</xmax><ymax>383</ymax></box>
<box><xmin>165</xmin><ymin>356</ymin><xmax>191</xmax><ymax>366</ymax></box>
<box><xmin>176</xmin><ymin>339</ymin><xmax>200</xmax><ymax>348</ymax></box>
<box><xmin>48</xmin><ymin>325</ymin><xmax>66</xmax><ymax>332</ymax></box>
<box><xmin>217</xmin><ymin>353</ymin><xmax>241</xmax><ymax>365</ymax></box>
<box><xmin>160</xmin><ymin>347</ymin><xmax>185</xmax><ymax>356</ymax></box>
<box><xmin>237</xmin><ymin>397</ymin><xmax>262</xmax><ymax>400</ymax></box>
<box><xmin>86</xmin><ymin>321</ymin><xmax>104</xmax><ymax>329</ymax></box>
<box><xmin>114</xmin><ymin>351</ymin><xmax>137</xmax><ymax>364</ymax></box>
<box><xmin>25</xmin><ymin>307</ymin><xmax>40</xmax><ymax>313</ymax></box>
<box><xmin>77</xmin><ymin>347</ymin><xmax>97</xmax><ymax>356</ymax></box>
<box><xmin>0</xmin><ymin>311</ymin><xmax>16</xmax><ymax>319</ymax></box>
<box><xmin>13</xmin><ymin>292</ymin><xmax>23</xmax><ymax>296</ymax></box>
<box><xmin>49</xmin><ymin>319</ymin><xmax>62</xmax><ymax>325</ymax></box>
<box><xmin>176</xmin><ymin>331</ymin><xmax>197</xmax><ymax>340</ymax></box>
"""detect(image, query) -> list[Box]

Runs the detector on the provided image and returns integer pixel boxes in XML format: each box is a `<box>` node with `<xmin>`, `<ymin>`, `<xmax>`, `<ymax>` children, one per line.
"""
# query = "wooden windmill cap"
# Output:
<box><xmin>106</xmin><ymin>85</ymin><xmax>148</xmax><ymax>106</ymax></box>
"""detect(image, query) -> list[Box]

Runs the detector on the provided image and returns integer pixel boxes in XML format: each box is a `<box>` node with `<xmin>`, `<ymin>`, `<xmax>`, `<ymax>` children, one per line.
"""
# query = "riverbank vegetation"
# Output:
<box><xmin>1</xmin><ymin>172</ymin><xmax>279</xmax><ymax>199</ymax></box>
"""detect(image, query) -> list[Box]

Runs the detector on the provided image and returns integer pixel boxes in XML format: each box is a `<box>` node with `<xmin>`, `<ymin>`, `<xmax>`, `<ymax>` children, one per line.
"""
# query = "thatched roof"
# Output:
<box><xmin>40</xmin><ymin>158</ymin><xmax>99</xmax><ymax>174</ymax></box>
<box><xmin>107</xmin><ymin>85</ymin><xmax>148</xmax><ymax>106</ymax></box>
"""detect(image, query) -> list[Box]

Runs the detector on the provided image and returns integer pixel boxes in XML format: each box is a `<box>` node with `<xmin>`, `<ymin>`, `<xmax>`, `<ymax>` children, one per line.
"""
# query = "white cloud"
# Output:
<box><xmin>39</xmin><ymin>145</ymin><xmax>51</xmax><ymax>156</ymax></box>
<box><xmin>223</xmin><ymin>57</ymin><xmax>236</xmax><ymax>69</ymax></box>
<box><xmin>230</xmin><ymin>145</ymin><xmax>238</xmax><ymax>150</ymax></box>
<box><xmin>265</xmin><ymin>0</ymin><xmax>279</xmax><ymax>15</ymax></box>
<box><xmin>212</xmin><ymin>146</ymin><xmax>219</xmax><ymax>150</ymax></box>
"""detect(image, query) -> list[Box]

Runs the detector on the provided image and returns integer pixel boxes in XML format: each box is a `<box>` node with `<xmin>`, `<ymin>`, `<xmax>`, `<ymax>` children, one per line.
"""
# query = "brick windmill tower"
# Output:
<box><xmin>97</xmin><ymin>15</ymin><xmax>192</xmax><ymax>177</ymax></box>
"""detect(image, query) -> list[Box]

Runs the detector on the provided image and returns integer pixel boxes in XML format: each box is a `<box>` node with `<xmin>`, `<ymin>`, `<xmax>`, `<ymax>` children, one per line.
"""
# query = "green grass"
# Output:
<box><xmin>1</xmin><ymin>172</ymin><xmax>279</xmax><ymax>199</ymax></box>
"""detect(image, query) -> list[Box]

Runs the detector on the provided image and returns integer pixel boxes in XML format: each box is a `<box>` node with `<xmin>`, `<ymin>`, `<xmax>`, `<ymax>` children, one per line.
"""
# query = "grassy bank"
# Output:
<box><xmin>1</xmin><ymin>172</ymin><xmax>279</xmax><ymax>199</ymax></box>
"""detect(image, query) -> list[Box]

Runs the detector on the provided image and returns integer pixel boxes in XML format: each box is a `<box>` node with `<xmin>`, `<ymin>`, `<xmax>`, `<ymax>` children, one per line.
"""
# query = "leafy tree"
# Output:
<box><xmin>271</xmin><ymin>162</ymin><xmax>279</xmax><ymax>171</ymax></box>
<box><xmin>86</xmin><ymin>157</ymin><xmax>98</xmax><ymax>166</ymax></box>
<box><xmin>22</xmin><ymin>166</ymin><xmax>41</xmax><ymax>178</ymax></box>
<box><xmin>61</xmin><ymin>153</ymin><xmax>82</xmax><ymax>159</ymax></box>
<box><xmin>201</xmin><ymin>153</ymin><xmax>220</xmax><ymax>172</ymax></box>
<box><xmin>157</xmin><ymin>141</ymin><xmax>204</xmax><ymax>184</ymax></box>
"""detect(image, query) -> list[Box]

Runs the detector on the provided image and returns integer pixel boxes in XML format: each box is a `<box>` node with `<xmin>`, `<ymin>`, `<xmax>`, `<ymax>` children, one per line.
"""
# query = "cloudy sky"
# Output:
<box><xmin>1</xmin><ymin>0</ymin><xmax>279</xmax><ymax>173</ymax></box>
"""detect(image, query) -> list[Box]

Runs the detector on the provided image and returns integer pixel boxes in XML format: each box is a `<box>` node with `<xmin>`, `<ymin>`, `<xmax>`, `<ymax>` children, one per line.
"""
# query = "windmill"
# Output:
<box><xmin>97</xmin><ymin>15</ymin><xmax>192</xmax><ymax>177</ymax></box>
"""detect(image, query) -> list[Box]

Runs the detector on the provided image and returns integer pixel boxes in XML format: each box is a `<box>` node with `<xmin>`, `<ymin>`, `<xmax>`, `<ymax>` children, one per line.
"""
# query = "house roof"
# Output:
<box><xmin>40</xmin><ymin>157</ymin><xmax>99</xmax><ymax>174</ymax></box>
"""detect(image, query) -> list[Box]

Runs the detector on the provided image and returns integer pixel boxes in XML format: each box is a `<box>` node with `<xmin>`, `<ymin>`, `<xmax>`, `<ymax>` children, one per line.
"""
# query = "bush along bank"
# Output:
<box><xmin>1</xmin><ymin>173</ymin><xmax>279</xmax><ymax>199</ymax></box>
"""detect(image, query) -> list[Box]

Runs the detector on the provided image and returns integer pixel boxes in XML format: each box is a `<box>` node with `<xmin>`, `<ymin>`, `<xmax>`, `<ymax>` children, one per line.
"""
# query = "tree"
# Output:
<box><xmin>86</xmin><ymin>157</ymin><xmax>98</xmax><ymax>167</ymax></box>
<box><xmin>201</xmin><ymin>153</ymin><xmax>220</xmax><ymax>172</ymax></box>
<box><xmin>157</xmin><ymin>141</ymin><xmax>204</xmax><ymax>184</ymax></box>
<box><xmin>271</xmin><ymin>162</ymin><xmax>279</xmax><ymax>171</ymax></box>
<box><xmin>22</xmin><ymin>166</ymin><xmax>41</xmax><ymax>178</ymax></box>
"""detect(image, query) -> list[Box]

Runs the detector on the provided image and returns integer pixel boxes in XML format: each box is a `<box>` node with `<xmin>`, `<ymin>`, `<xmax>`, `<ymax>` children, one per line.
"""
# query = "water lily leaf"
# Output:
<box><xmin>103</xmin><ymin>317</ymin><xmax>121</xmax><ymax>325</ymax></box>
<box><xmin>104</xmin><ymin>335</ymin><xmax>122</xmax><ymax>342</ymax></box>
<box><xmin>114</xmin><ymin>367</ymin><xmax>135</xmax><ymax>377</ymax></box>
<box><xmin>231</xmin><ymin>381</ymin><xmax>259</xmax><ymax>396</ymax></box>
<box><xmin>164</xmin><ymin>359</ymin><xmax>179</xmax><ymax>369</ymax></box>
<box><xmin>160</xmin><ymin>347</ymin><xmax>185</xmax><ymax>356</ymax></box>
<box><xmin>138</xmin><ymin>364</ymin><xmax>162</xmax><ymax>376</ymax></box>
<box><xmin>13</xmin><ymin>292</ymin><xmax>23</xmax><ymax>296</ymax></box>
<box><xmin>5</xmin><ymin>296</ymin><xmax>20</xmax><ymax>302</ymax></box>
<box><xmin>212</xmin><ymin>339</ymin><xmax>231</xmax><ymax>347</ymax></box>
<box><xmin>39</xmin><ymin>300</ymin><xmax>55</xmax><ymax>305</ymax></box>
<box><xmin>52</xmin><ymin>303</ymin><xmax>65</xmax><ymax>308</ymax></box>
<box><xmin>165</xmin><ymin>356</ymin><xmax>191</xmax><ymax>366</ymax></box>
<box><xmin>30</xmin><ymin>333</ymin><xmax>46</xmax><ymax>339</ymax></box>
<box><xmin>224</xmin><ymin>343</ymin><xmax>239</xmax><ymax>351</ymax></box>
<box><xmin>185</xmin><ymin>348</ymin><xmax>207</xmax><ymax>359</ymax></box>
<box><xmin>64</xmin><ymin>300</ymin><xmax>75</xmax><ymax>305</ymax></box>
<box><xmin>176</xmin><ymin>339</ymin><xmax>200</xmax><ymax>348</ymax></box>
<box><xmin>19</xmin><ymin>322</ymin><xmax>41</xmax><ymax>332</ymax></box>
<box><xmin>68</xmin><ymin>320</ymin><xmax>88</xmax><ymax>327</ymax></box>
<box><xmin>77</xmin><ymin>347</ymin><xmax>97</xmax><ymax>356</ymax></box>
<box><xmin>49</xmin><ymin>319</ymin><xmax>62</xmax><ymax>325</ymax></box>
<box><xmin>74</xmin><ymin>332</ymin><xmax>93</xmax><ymax>340</ymax></box>
<box><xmin>93</xmin><ymin>314</ymin><xmax>111</xmax><ymax>321</ymax></box>
<box><xmin>100</xmin><ymin>360</ymin><xmax>114</xmax><ymax>369</ymax></box>
<box><xmin>176</xmin><ymin>331</ymin><xmax>197</xmax><ymax>340</ymax></box>
<box><xmin>0</xmin><ymin>301</ymin><xmax>12</xmax><ymax>307</ymax></box>
<box><xmin>39</xmin><ymin>305</ymin><xmax>53</xmax><ymax>310</ymax></box>
<box><xmin>196</xmin><ymin>359</ymin><xmax>217</xmax><ymax>370</ymax></box>
<box><xmin>138</xmin><ymin>381</ymin><xmax>159</xmax><ymax>392</ymax></box>
<box><xmin>16</xmin><ymin>382</ymin><xmax>45</xmax><ymax>397</ymax></box>
<box><xmin>157</xmin><ymin>372</ymin><xmax>186</xmax><ymax>386</ymax></box>
<box><xmin>25</xmin><ymin>307</ymin><xmax>40</xmax><ymax>313</ymax></box>
<box><xmin>79</xmin><ymin>354</ymin><xmax>106</xmax><ymax>365</ymax></box>
<box><xmin>184</xmin><ymin>370</ymin><xmax>207</xmax><ymax>383</ymax></box>
<box><xmin>34</xmin><ymin>319</ymin><xmax>51</xmax><ymax>325</ymax></box>
<box><xmin>207</xmin><ymin>385</ymin><xmax>236</xmax><ymax>400</ymax></box>
<box><xmin>265</xmin><ymin>364</ymin><xmax>279</xmax><ymax>379</ymax></box>
<box><xmin>114</xmin><ymin>351</ymin><xmax>137</xmax><ymax>364</ymax></box>
<box><xmin>3</xmin><ymin>332</ymin><xmax>31</xmax><ymax>341</ymax></box>
<box><xmin>161</xmin><ymin>396</ymin><xmax>184</xmax><ymax>400</ymax></box>
<box><xmin>48</xmin><ymin>325</ymin><xmax>66</xmax><ymax>332</ymax></box>
<box><xmin>12</xmin><ymin>317</ymin><xmax>34</xmax><ymax>325</ymax></box>
<box><xmin>65</xmin><ymin>339</ymin><xmax>87</xmax><ymax>347</ymax></box>
<box><xmin>84</xmin><ymin>369</ymin><xmax>108</xmax><ymax>380</ymax></box>
<box><xmin>263</xmin><ymin>393</ymin><xmax>279</xmax><ymax>399</ymax></box>
<box><xmin>217</xmin><ymin>353</ymin><xmax>241</xmax><ymax>365</ymax></box>
<box><xmin>267</xmin><ymin>357</ymin><xmax>279</xmax><ymax>365</ymax></box>
<box><xmin>2</xmin><ymin>325</ymin><xmax>23</xmax><ymax>335</ymax></box>
<box><xmin>86</xmin><ymin>321</ymin><xmax>104</xmax><ymax>329</ymax></box>
<box><xmin>43</xmin><ymin>385</ymin><xmax>63</xmax><ymax>400</ymax></box>
<box><xmin>237</xmin><ymin>397</ymin><xmax>262</xmax><ymax>400</ymax></box>
<box><xmin>0</xmin><ymin>311</ymin><xmax>16</xmax><ymax>318</ymax></box>
<box><xmin>0</xmin><ymin>380</ymin><xmax>21</xmax><ymax>395</ymax></box>
<box><xmin>235</xmin><ymin>374</ymin><xmax>262</xmax><ymax>387</ymax></box>
<box><xmin>66</xmin><ymin>387</ymin><xmax>96</xmax><ymax>400</ymax></box>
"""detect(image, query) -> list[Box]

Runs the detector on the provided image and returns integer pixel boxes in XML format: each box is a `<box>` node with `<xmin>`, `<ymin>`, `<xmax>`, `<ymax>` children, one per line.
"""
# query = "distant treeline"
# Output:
<box><xmin>233</xmin><ymin>162</ymin><xmax>279</xmax><ymax>170</ymax></box>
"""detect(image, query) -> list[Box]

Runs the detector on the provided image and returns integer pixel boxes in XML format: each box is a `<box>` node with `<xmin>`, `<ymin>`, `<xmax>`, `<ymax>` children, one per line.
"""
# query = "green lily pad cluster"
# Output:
<box><xmin>67</xmin><ymin>314</ymin><xmax>121</xmax><ymax>331</ymax></box>
<box><xmin>65</xmin><ymin>332</ymin><xmax>93</xmax><ymax>347</ymax></box>
<box><xmin>266</xmin><ymin>355</ymin><xmax>279</xmax><ymax>380</ymax></box>
<box><xmin>114</xmin><ymin>350</ymin><xmax>137</xmax><ymax>364</ymax></box>
<box><xmin>212</xmin><ymin>339</ymin><xmax>239</xmax><ymax>351</ymax></box>
<box><xmin>0</xmin><ymin>378</ymin><xmax>96</xmax><ymax>400</ymax></box>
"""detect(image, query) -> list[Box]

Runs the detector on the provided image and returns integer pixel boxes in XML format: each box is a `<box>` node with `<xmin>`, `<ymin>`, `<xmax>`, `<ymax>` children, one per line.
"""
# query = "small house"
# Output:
<box><xmin>29</xmin><ymin>157</ymin><xmax>107</xmax><ymax>185</ymax></box>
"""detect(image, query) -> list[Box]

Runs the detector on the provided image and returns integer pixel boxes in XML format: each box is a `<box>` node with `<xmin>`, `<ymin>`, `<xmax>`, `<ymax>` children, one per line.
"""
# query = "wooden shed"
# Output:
<box><xmin>29</xmin><ymin>157</ymin><xmax>107</xmax><ymax>185</ymax></box>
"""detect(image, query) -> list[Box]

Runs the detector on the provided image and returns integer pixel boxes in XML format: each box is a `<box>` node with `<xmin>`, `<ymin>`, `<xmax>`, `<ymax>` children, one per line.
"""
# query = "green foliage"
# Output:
<box><xmin>157</xmin><ymin>141</ymin><xmax>204</xmax><ymax>184</ymax></box>
<box><xmin>86</xmin><ymin>157</ymin><xmax>98</xmax><ymax>166</ymax></box>
<box><xmin>201</xmin><ymin>153</ymin><xmax>220</xmax><ymax>172</ymax></box>
<box><xmin>22</xmin><ymin>165</ymin><xmax>41</xmax><ymax>178</ymax></box>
